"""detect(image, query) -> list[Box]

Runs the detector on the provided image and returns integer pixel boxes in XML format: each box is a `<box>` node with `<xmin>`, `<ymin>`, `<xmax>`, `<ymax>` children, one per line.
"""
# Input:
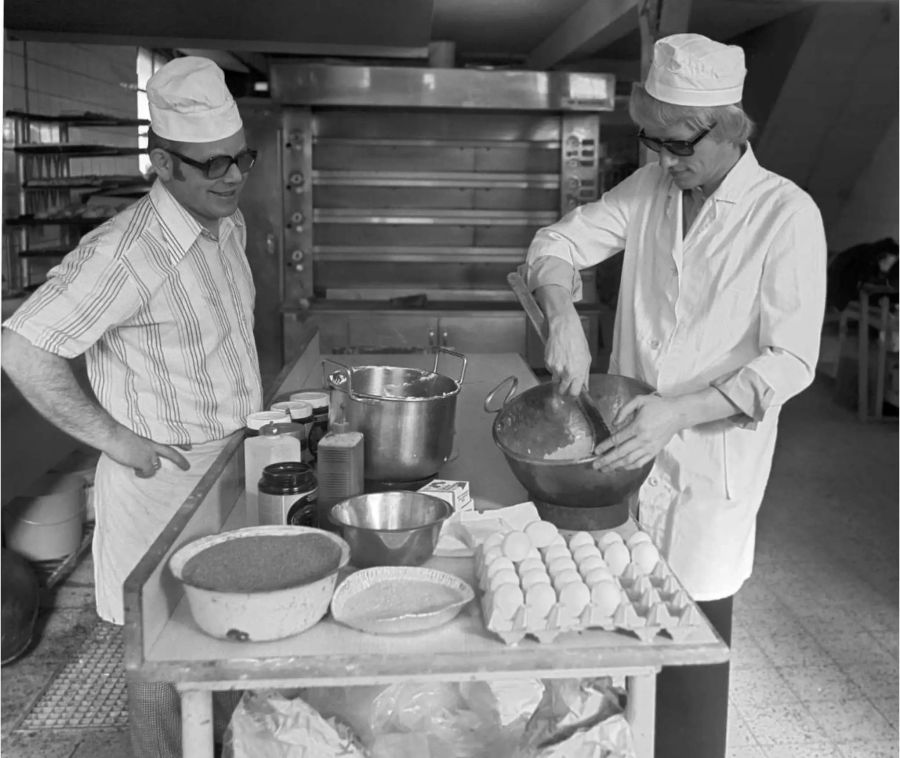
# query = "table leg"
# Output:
<box><xmin>180</xmin><ymin>689</ymin><xmax>214</xmax><ymax>758</ymax></box>
<box><xmin>626</xmin><ymin>672</ymin><xmax>657</xmax><ymax>758</ymax></box>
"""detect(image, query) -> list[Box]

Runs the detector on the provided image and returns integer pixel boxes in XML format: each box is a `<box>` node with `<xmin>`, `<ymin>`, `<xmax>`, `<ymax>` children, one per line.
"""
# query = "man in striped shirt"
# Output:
<box><xmin>2</xmin><ymin>56</ymin><xmax>262</xmax><ymax>757</ymax></box>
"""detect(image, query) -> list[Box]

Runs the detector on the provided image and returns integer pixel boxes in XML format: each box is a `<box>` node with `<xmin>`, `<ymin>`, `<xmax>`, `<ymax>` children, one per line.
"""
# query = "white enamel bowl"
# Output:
<box><xmin>169</xmin><ymin>525</ymin><xmax>350</xmax><ymax>642</ymax></box>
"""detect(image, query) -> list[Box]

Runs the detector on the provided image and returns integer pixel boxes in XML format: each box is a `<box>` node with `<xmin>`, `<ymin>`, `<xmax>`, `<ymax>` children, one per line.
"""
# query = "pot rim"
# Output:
<box><xmin>328</xmin><ymin>365</ymin><xmax>461</xmax><ymax>402</ymax></box>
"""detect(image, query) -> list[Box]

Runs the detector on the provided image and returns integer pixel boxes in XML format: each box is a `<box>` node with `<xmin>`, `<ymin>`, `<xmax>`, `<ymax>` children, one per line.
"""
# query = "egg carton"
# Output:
<box><xmin>474</xmin><ymin>523</ymin><xmax>706</xmax><ymax>646</ymax></box>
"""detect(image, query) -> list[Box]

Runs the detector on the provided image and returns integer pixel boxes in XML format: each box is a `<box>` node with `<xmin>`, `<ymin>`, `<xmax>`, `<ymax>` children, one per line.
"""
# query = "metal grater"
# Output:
<box><xmin>316</xmin><ymin>427</ymin><xmax>365</xmax><ymax>525</ymax></box>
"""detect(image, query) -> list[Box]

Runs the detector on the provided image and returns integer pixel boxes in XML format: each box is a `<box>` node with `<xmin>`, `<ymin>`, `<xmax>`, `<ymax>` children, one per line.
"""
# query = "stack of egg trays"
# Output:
<box><xmin>475</xmin><ymin>541</ymin><xmax>705</xmax><ymax>646</ymax></box>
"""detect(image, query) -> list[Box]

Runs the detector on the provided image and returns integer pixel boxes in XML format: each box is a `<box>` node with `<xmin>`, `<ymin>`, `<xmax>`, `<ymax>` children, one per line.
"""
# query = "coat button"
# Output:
<box><xmin>650</xmin><ymin>339</ymin><xmax>661</xmax><ymax>349</ymax></box>
<box><xmin>648</xmin><ymin>476</ymin><xmax>658</xmax><ymax>486</ymax></box>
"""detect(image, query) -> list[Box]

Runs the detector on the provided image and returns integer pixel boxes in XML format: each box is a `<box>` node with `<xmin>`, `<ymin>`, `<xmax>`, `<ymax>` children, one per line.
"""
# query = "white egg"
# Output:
<box><xmin>626</xmin><ymin>530</ymin><xmax>653</xmax><ymax>549</ymax></box>
<box><xmin>525</xmin><ymin>584</ymin><xmax>557</xmax><ymax>618</ymax></box>
<box><xmin>558</xmin><ymin>581</ymin><xmax>591</xmax><ymax>615</ymax></box>
<box><xmin>596</xmin><ymin>531</ymin><xmax>625</xmax><ymax>551</ymax></box>
<box><xmin>524</xmin><ymin>520</ymin><xmax>559</xmax><ymax>549</ymax></box>
<box><xmin>547</xmin><ymin>557</ymin><xmax>577</xmax><ymax>577</ymax></box>
<box><xmin>520</xmin><ymin>568</ymin><xmax>551</xmax><ymax>591</ymax></box>
<box><xmin>502</xmin><ymin>531</ymin><xmax>533</xmax><ymax>562</ymax></box>
<box><xmin>551</xmin><ymin>568</ymin><xmax>581</xmax><ymax>591</ymax></box>
<box><xmin>567</xmin><ymin>531</ymin><xmax>596</xmax><ymax>550</ymax></box>
<box><xmin>482</xmin><ymin>546</ymin><xmax>505</xmax><ymax>567</ymax></box>
<box><xmin>577</xmin><ymin>554</ymin><xmax>607</xmax><ymax>576</ymax></box>
<box><xmin>483</xmin><ymin>532</ymin><xmax>507</xmax><ymax>552</ymax></box>
<box><xmin>584</xmin><ymin>566</ymin><xmax>616</xmax><ymax>586</ymax></box>
<box><xmin>489</xmin><ymin>568</ymin><xmax>519</xmax><ymax>591</ymax></box>
<box><xmin>486</xmin><ymin>557</ymin><xmax>516</xmax><ymax>581</ymax></box>
<box><xmin>545</xmin><ymin>532</ymin><xmax>568</xmax><ymax>550</ymax></box>
<box><xmin>631</xmin><ymin>541</ymin><xmax>661</xmax><ymax>574</ymax></box>
<box><xmin>491</xmin><ymin>584</ymin><xmax>525</xmax><ymax>618</ymax></box>
<box><xmin>518</xmin><ymin>557</ymin><xmax>546</xmax><ymax>576</ymax></box>
<box><xmin>589</xmin><ymin>580</ymin><xmax>622</xmax><ymax>616</ymax></box>
<box><xmin>572</xmin><ymin>544</ymin><xmax>603</xmax><ymax>565</ymax></box>
<box><xmin>603</xmin><ymin>542</ymin><xmax>631</xmax><ymax>576</ymax></box>
<box><xmin>543</xmin><ymin>544</ymin><xmax>573</xmax><ymax>563</ymax></box>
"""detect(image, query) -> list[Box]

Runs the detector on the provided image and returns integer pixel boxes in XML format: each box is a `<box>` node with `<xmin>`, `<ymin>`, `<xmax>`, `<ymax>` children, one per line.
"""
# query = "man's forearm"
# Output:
<box><xmin>1</xmin><ymin>328</ymin><xmax>128</xmax><ymax>454</ymax></box>
<box><xmin>668</xmin><ymin>386</ymin><xmax>742</xmax><ymax>430</ymax></box>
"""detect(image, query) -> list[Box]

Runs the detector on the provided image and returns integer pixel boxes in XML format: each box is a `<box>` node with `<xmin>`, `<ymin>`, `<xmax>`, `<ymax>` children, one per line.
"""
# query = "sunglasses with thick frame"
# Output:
<box><xmin>638</xmin><ymin>124</ymin><xmax>716</xmax><ymax>157</ymax></box>
<box><xmin>164</xmin><ymin>148</ymin><xmax>258</xmax><ymax>179</ymax></box>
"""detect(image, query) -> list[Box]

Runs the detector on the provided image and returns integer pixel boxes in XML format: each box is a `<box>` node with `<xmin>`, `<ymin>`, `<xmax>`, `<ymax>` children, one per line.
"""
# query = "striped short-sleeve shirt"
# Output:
<box><xmin>4</xmin><ymin>180</ymin><xmax>263</xmax><ymax>445</ymax></box>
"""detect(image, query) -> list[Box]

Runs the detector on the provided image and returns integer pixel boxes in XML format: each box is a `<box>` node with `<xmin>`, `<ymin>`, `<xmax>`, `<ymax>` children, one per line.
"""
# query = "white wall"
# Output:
<box><xmin>827</xmin><ymin>114</ymin><xmax>899</xmax><ymax>252</ymax></box>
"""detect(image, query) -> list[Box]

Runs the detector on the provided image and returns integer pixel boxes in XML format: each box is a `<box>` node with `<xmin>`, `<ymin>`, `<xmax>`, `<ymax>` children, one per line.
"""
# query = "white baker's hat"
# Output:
<box><xmin>147</xmin><ymin>56</ymin><xmax>242</xmax><ymax>142</ymax></box>
<box><xmin>645</xmin><ymin>34</ymin><xmax>746</xmax><ymax>107</ymax></box>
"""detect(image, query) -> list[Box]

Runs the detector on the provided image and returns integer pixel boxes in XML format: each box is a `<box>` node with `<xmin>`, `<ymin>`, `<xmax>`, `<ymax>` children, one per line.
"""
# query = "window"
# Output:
<box><xmin>136</xmin><ymin>48</ymin><xmax>168</xmax><ymax>175</ymax></box>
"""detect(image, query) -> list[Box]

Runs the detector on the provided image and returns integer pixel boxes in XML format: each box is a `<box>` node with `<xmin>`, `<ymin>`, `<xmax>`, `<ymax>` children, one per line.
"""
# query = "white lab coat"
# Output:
<box><xmin>525</xmin><ymin>145</ymin><xmax>826</xmax><ymax>600</ymax></box>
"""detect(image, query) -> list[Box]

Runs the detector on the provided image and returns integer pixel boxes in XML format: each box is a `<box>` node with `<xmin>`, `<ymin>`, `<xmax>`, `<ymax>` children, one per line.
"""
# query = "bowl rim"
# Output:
<box><xmin>327</xmin><ymin>491</ymin><xmax>454</xmax><ymax>532</ymax></box>
<box><xmin>169</xmin><ymin>525</ymin><xmax>350</xmax><ymax>596</ymax></box>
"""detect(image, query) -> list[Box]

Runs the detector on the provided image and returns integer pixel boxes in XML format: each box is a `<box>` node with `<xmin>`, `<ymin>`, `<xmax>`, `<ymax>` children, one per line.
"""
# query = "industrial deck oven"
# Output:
<box><xmin>237</xmin><ymin>63</ymin><xmax>617</xmax><ymax>376</ymax></box>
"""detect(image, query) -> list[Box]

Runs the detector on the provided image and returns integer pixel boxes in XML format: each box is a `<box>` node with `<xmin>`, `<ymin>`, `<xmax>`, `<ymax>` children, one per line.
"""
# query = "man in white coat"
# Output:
<box><xmin>523</xmin><ymin>33</ymin><xmax>826</xmax><ymax>758</ymax></box>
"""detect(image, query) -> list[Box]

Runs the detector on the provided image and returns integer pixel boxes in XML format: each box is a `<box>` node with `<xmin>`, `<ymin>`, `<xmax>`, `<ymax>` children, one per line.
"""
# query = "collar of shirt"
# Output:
<box><xmin>148</xmin><ymin>180</ymin><xmax>243</xmax><ymax>262</ymax></box>
<box><xmin>666</xmin><ymin>142</ymin><xmax>762</xmax><ymax>209</ymax></box>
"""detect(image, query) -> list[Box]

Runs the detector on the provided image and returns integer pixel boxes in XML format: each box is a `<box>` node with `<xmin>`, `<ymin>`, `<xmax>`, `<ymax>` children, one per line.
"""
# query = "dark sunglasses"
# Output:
<box><xmin>165</xmin><ymin>148</ymin><xmax>258</xmax><ymax>179</ymax></box>
<box><xmin>638</xmin><ymin>125</ymin><xmax>715</xmax><ymax>157</ymax></box>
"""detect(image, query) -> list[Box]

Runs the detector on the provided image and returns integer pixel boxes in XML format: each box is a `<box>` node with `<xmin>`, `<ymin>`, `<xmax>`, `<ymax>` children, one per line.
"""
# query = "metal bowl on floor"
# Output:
<box><xmin>328</xmin><ymin>492</ymin><xmax>453</xmax><ymax>568</ymax></box>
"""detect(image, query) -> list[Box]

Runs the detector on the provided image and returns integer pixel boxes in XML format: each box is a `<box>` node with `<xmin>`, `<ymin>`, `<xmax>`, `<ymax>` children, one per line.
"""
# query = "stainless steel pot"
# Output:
<box><xmin>485</xmin><ymin>374</ymin><xmax>656</xmax><ymax>528</ymax></box>
<box><xmin>325</xmin><ymin>348</ymin><xmax>467</xmax><ymax>482</ymax></box>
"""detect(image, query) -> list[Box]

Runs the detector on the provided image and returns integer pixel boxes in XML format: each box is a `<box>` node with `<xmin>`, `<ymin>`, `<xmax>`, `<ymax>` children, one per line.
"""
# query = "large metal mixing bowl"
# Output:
<box><xmin>485</xmin><ymin>374</ymin><xmax>656</xmax><ymax>525</ymax></box>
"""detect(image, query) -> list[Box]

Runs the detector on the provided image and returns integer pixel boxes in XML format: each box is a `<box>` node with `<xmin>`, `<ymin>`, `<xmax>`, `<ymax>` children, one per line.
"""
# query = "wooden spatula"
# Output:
<box><xmin>507</xmin><ymin>271</ymin><xmax>612</xmax><ymax>446</ymax></box>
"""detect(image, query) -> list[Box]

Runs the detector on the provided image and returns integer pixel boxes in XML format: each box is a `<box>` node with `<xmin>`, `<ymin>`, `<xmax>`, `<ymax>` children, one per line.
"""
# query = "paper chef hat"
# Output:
<box><xmin>645</xmin><ymin>34</ymin><xmax>746</xmax><ymax>107</ymax></box>
<box><xmin>147</xmin><ymin>56</ymin><xmax>242</xmax><ymax>142</ymax></box>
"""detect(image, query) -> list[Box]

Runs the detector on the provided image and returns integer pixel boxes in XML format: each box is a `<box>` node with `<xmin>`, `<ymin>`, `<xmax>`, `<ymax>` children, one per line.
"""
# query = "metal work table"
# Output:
<box><xmin>124</xmin><ymin>338</ymin><xmax>728</xmax><ymax>757</ymax></box>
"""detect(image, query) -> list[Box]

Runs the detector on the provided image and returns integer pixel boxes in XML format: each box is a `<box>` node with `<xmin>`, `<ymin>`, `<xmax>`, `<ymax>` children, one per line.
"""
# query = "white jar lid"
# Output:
<box><xmin>246</xmin><ymin>409</ymin><xmax>289</xmax><ymax>430</ymax></box>
<box><xmin>271</xmin><ymin>400</ymin><xmax>314</xmax><ymax>420</ymax></box>
<box><xmin>289</xmin><ymin>391</ymin><xmax>330</xmax><ymax>409</ymax></box>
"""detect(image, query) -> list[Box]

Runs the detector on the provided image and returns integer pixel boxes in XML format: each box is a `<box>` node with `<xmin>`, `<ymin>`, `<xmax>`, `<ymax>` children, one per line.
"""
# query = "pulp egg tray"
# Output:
<box><xmin>474</xmin><ymin>520</ymin><xmax>704</xmax><ymax>645</ymax></box>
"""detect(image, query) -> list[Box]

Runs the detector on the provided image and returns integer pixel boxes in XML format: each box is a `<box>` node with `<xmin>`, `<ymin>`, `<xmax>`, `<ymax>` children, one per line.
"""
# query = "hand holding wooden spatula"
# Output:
<box><xmin>507</xmin><ymin>271</ymin><xmax>613</xmax><ymax>449</ymax></box>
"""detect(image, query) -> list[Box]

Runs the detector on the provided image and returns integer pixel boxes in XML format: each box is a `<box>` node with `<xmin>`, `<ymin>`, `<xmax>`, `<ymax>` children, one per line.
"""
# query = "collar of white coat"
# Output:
<box><xmin>149</xmin><ymin>180</ymin><xmax>242</xmax><ymax>260</ymax></box>
<box><xmin>666</xmin><ymin>142</ymin><xmax>760</xmax><ymax>207</ymax></box>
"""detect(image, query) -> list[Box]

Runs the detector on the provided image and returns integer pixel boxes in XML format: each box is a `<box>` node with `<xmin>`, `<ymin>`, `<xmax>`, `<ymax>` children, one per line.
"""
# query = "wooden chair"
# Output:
<box><xmin>837</xmin><ymin>284</ymin><xmax>899</xmax><ymax>421</ymax></box>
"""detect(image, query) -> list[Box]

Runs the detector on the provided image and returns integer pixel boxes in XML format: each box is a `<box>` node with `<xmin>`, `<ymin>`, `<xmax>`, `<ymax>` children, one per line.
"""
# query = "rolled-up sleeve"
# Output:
<box><xmin>4</xmin><ymin>236</ymin><xmax>140</xmax><ymax>359</ymax></box>
<box><xmin>523</xmin><ymin>172</ymin><xmax>638</xmax><ymax>300</ymax></box>
<box><xmin>711</xmin><ymin>199</ymin><xmax>827</xmax><ymax>421</ymax></box>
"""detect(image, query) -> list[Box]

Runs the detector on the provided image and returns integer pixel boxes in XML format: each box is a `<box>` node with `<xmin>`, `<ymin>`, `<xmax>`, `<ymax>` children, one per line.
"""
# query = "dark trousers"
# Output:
<box><xmin>654</xmin><ymin>595</ymin><xmax>733</xmax><ymax>758</ymax></box>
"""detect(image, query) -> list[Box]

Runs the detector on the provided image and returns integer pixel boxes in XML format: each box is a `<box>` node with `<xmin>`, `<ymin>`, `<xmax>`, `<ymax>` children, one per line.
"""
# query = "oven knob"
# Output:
<box><xmin>290</xmin><ymin>211</ymin><xmax>304</xmax><ymax>224</ymax></box>
<box><xmin>289</xmin><ymin>172</ymin><xmax>304</xmax><ymax>186</ymax></box>
<box><xmin>288</xmin><ymin>131</ymin><xmax>304</xmax><ymax>147</ymax></box>
<box><xmin>291</xmin><ymin>249</ymin><xmax>304</xmax><ymax>262</ymax></box>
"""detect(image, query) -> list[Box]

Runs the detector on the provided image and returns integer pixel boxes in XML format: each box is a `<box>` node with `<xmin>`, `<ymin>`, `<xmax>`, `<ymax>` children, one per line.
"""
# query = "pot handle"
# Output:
<box><xmin>484</xmin><ymin>375</ymin><xmax>519</xmax><ymax>413</ymax></box>
<box><xmin>432</xmin><ymin>346</ymin><xmax>467</xmax><ymax>386</ymax></box>
<box><xmin>322</xmin><ymin>357</ymin><xmax>354</xmax><ymax>396</ymax></box>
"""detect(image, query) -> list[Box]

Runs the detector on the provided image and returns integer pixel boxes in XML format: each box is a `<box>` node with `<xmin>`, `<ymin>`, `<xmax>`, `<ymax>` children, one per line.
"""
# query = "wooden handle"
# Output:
<box><xmin>507</xmin><ymin>271</ymin><xmax>549</xmax><ymax>346</ymax></box>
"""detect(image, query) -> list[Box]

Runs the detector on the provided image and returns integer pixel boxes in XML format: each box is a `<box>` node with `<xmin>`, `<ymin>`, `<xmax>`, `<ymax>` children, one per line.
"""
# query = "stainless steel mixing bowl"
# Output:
<box><xmin>328</xmin><ymin>491</ymin><xmax>453</xmax><ymax>568</ymax></box>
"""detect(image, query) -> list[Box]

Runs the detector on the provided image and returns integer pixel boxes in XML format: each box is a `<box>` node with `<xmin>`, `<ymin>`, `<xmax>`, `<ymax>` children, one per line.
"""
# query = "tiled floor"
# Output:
<box><xmin>1</xmin><ymin>373</ymin><xmax>898</xmax><ymax>757</ymax></box>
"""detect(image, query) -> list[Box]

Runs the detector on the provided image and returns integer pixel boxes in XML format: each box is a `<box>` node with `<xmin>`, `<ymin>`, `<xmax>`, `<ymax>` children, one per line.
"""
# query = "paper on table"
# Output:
<box><xmin>433</xmin><ymin>502</ymin><xmax>541</xmax><ymax>557</ymax></box>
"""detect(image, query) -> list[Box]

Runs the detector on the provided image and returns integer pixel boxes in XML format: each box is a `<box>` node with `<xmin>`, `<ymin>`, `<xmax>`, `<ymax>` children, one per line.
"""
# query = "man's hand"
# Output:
<box><xmin>107</xmin><ymin>427</ymin><xmax>191</xmax><ymax>478</ymax></box>
<box><xmin>545</xmin><ymin>311</ymin><xmax>592</xmax><ymax>396</ymax></box>
<box><xmin>592</xmin><ymin>393</ymin><xmax>680</xmax><ymax>471</ymax></box>
<box><xmin>534</xmin><ymin>284</ymin><xmax>592</xmax><ymax>396</ymax></box>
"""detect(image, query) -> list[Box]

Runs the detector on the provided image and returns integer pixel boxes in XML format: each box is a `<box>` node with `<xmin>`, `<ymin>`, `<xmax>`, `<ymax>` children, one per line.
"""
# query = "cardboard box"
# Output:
<box><xmin>418</xmin><ymin>479</ymin><xmax>473</xmax><ymax>512</ymax></box>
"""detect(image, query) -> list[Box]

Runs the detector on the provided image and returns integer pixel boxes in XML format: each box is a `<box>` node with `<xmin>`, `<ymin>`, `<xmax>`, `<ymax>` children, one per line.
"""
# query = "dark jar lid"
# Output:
<box><xmin>259</xmin><ymin>461</ymin><xmax>317</xmax><ymax>494</ymax></box>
